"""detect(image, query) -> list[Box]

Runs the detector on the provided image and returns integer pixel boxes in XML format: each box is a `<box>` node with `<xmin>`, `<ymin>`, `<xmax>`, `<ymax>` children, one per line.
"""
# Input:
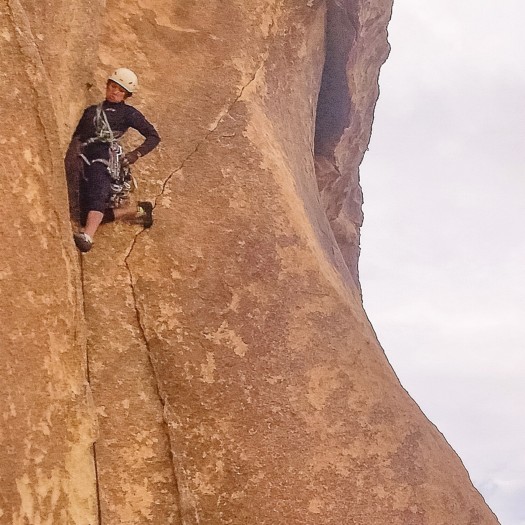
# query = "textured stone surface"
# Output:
<box><xmin>0</xmin><ymin>0</ymin><xmax>499</xmax><ymax>524</ymax></box>
<box><xmin>0</xmin><ymin>2</ymin><xmax>99</xmax><ymax>523</ymax></box>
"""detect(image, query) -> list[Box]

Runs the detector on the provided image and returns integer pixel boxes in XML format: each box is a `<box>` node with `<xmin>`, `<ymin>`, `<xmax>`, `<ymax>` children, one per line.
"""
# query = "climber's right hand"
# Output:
<box><xmin>122</xmin><ymin>151</ymin><xmax>140</xmax><ymax>166</ymax></box>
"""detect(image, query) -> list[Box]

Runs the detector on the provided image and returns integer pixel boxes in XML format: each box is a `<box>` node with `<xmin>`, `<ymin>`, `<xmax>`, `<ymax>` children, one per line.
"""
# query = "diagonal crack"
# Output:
<box><xmin>154</xmin><ymin>62</ymin><xmax>266</xmax><ymax>208</ymax></box>
<box><xmin>120</xmin><ymin>12</ymin><xmax>279</xmax><ymax>516</ymax></box>
<box><xmin>119</xmin><ymin>60</ymin><xmax>267</xmax><ymax>525</ymax></box>
<box><xmin>120</xmin><ymin>66</ymin><xmax>264</xmax><ymax>524</ymax></box>
<box><xmin>122</xmin><ymin>249</ymin><xmax>184</xmax><ymax>525</ymax></box>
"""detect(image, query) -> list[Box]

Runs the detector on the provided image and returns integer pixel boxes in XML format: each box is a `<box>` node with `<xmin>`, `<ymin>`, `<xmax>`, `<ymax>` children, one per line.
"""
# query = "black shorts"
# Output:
<box><xmin>79</xmin><ymin>161</ymin><xmax>115</xmax><ymax>226</ymax></box>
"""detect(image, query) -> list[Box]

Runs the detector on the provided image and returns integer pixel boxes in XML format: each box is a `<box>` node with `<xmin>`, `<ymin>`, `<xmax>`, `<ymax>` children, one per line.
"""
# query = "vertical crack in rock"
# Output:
<box><xmin>127</xmin><ymin>265</ymin><xmax>184</xmax><ymax>524</ymax></box>
<box><xmin>79</xmin><ymin>259</ymin><xmax>103</xmax><ymax>525</ymax></box>
<box><xmin>7</xmin><ymin>2</ymin><xmax>101</xmax><ymax>521</ymax></box>
<box><xmin>122</xmin><ymin>253</ymin><xmax>183</xmax><ymax>525</ymax></box>
<box><xmin>90</xmin><ymin>446</ymin><xmax>103</xmax><ymax>525</ymax></box>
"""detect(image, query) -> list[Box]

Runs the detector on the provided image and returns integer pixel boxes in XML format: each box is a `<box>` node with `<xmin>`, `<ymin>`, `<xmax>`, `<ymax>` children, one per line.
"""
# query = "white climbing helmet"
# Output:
<box><xmin>108</xmin><ymin>67</ymin><xmax>138</xmax><ymax>94</ymax></box>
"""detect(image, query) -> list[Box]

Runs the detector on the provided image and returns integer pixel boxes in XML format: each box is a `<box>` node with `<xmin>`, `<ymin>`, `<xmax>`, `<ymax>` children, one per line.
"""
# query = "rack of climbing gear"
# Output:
<box><xmin>80</xmin><ymin>103</ymin><xmax>137</xmax><ymax>208</ymax></box>
<box><xmin>107</xmin><ymin>142</ymin><xmax>136</xmax><ymax>208</ymax></box>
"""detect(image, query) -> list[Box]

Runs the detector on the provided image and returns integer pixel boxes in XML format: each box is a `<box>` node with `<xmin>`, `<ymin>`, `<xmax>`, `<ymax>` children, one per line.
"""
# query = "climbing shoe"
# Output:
<box><xmin>73</xmin><ymin>232</ymin><xmax>93</xmax><ymax>253</ymax></box>
<box><xmin>137</xmin><ymin>201</ymin><xmax>153</xmax><ymax>228</ymax></box>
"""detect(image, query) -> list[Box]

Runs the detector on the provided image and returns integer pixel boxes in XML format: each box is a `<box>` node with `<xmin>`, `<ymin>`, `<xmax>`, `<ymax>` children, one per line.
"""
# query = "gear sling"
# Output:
<box><xmin>80</xmin><ymin>103</ymin><xmax>135</xmax><ymax>209</ymax></box>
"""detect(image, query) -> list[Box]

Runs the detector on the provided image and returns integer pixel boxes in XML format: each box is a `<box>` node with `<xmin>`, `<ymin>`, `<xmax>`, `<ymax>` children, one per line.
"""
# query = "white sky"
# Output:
<box><xmin>359</xmin><ymin>2</ymin><xmax>525</xmax><ymax>524</ymax></box>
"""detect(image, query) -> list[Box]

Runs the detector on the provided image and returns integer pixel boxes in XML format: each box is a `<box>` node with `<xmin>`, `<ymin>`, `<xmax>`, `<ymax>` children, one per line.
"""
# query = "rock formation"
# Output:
<box><xmin>0</xmin><ymin>0</ymin><xmax>499</xmax><ymax>524</ymax></box>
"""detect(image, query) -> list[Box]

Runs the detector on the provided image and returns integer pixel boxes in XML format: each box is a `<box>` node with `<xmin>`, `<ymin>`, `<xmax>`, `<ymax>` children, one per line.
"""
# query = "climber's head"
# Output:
<box><xmin>106</xmin><ymin>80</ymin><xmax>129</xmax><ymax>103</ymax></box>
<box><xmin>106</xmin><ymin>68</ymin><xmax>138</xmax><ymax>102</ymax></box>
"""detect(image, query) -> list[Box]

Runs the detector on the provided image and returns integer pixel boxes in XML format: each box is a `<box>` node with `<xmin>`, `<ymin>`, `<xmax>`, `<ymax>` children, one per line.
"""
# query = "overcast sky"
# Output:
<box><xmin>359</xmin><ymin>2</ymin><xmax>525</xmax><ymax>524</ymax></box>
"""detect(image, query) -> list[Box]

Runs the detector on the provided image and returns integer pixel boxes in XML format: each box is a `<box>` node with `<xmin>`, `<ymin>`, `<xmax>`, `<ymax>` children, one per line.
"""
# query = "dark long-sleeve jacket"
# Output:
<box><xmin>72</xmin><ymin>100</ymin><xmax>160</xmax><ymax>161</ymax></box>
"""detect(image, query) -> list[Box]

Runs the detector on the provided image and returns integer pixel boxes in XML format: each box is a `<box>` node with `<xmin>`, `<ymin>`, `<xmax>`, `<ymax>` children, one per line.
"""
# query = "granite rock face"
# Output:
<box><xmin>0</xmin><ymin>0</ymin><xmax>499</xmax><ymax>524</ymax></box>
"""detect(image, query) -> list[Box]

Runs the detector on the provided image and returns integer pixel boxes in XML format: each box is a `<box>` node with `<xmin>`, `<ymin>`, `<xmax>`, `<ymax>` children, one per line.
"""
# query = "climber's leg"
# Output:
<box><xmin>74</xmin><ymin>164</ymin><xmax>112</xmax><ymax>252</ymax></box>
<box><xmin>83</xmin><ymin>210</ymin><xmax>104</xmax><ymax>238</ymax></box>
<box><xmin>113</xmin><ymin>201</ymin><xmax>153</xmax><ymax>228</ymax></box>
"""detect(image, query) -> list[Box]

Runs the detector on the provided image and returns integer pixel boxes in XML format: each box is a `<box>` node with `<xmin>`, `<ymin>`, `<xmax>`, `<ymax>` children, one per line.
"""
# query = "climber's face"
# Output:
<box><xmin>106</xmin><ymin>80</ymin><xmax>129</xmax><ymax>103</ymax></box>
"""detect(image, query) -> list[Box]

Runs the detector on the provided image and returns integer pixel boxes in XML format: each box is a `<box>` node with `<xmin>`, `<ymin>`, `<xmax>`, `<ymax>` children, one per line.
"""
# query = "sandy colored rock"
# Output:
<box><xmin>0</xmin><ymin>0</ymin><xmax>499</xmax><ymax>524</ymax></box>
<box><xmin>0</xmin><ymin>2</ymin><xmax>98</xmax><ymax>523</ymax></box>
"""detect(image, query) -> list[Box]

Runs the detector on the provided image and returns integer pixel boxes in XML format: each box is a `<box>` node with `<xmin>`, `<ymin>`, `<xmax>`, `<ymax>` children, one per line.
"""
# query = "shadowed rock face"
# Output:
<box><xmin>0</xmin><ymin>1</ymin><xmax>499</xmax><ymax>524</ymax></box>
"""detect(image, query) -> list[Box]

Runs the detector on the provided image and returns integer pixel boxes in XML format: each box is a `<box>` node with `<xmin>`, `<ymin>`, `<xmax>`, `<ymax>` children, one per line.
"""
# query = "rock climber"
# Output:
<box><xmin>70</xmin><ymin>67</ymin><xmax>160</xmax><ymax>253</ymax></box>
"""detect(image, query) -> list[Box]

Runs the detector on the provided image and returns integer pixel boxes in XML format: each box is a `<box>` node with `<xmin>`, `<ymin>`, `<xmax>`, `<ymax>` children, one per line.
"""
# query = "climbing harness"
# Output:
<box><xmin>80</xmin><ymin>103</ymin><xmax>136</xmax><ymax>208</ymax></box>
